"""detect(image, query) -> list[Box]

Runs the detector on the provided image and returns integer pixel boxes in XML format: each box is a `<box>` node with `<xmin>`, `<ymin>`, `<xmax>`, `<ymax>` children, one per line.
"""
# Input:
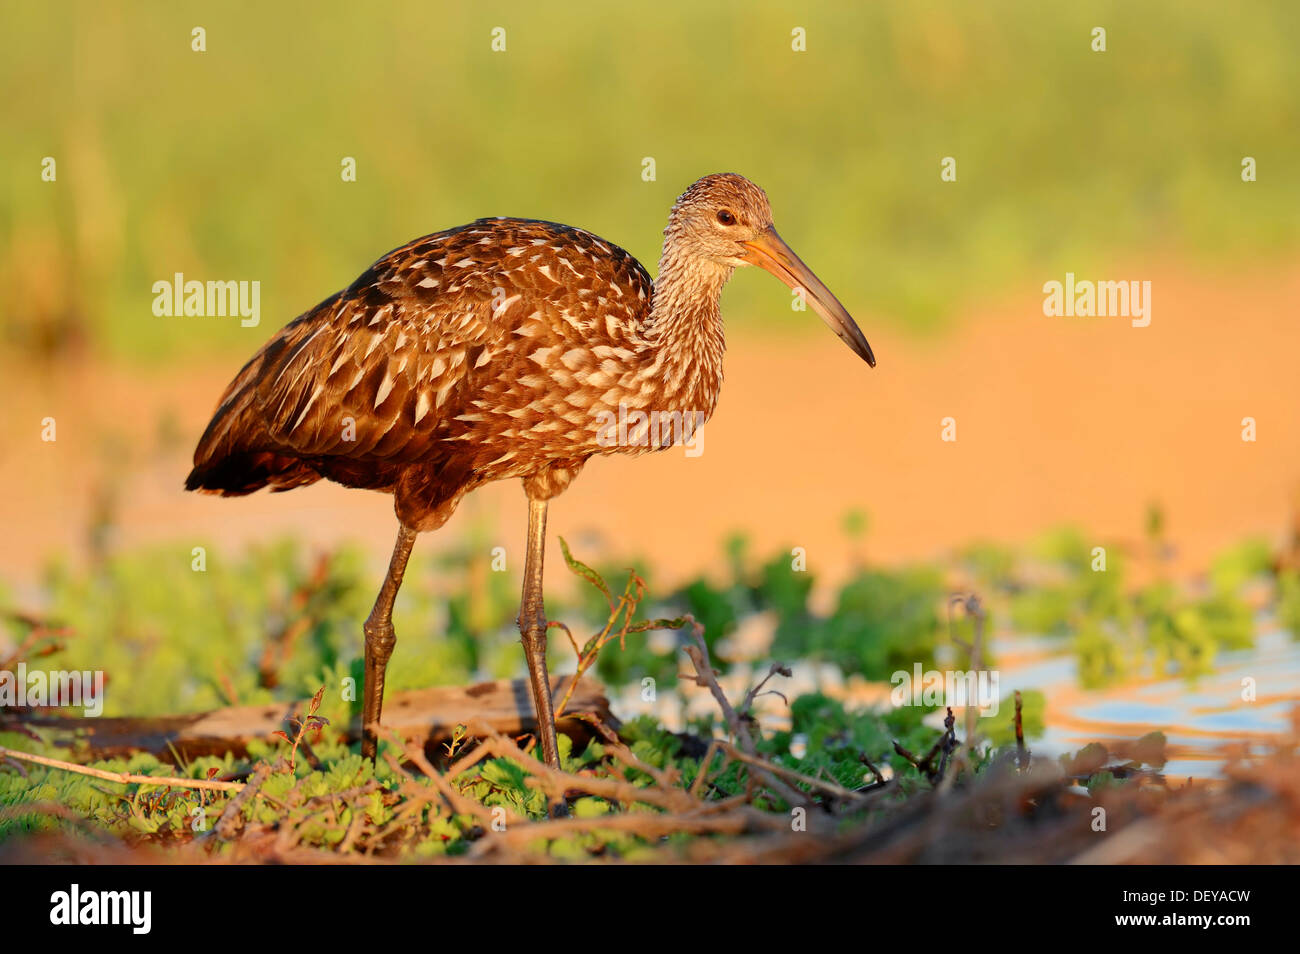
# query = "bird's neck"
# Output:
<box><xmin>643</xmin><ymin>244</ymin><xmax>732</xmax><ymax>414</ymax></box>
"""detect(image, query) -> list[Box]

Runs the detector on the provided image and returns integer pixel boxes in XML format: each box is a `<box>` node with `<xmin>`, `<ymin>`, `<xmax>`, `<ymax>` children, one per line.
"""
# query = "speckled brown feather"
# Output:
<box><xmin>187</xmin><ymin>175</ymin><xmax>790</xmax><ymax>529</ymax></box>
<box><xmin>192</xmin><ymin>223</ymin><xmax>683</xmax><ymax>526</ymax></box>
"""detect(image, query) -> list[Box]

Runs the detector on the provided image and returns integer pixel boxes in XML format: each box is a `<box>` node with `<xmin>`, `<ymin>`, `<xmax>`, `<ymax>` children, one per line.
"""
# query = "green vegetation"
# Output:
<box><xmin>2</xmin><ymin>518</ymin><xmax>1287</xmax><ymax>727</ymax></box>
<box><xmin>973</xmin><ymin>526</ymin><xmax>1267</xmax><ymax>687</ymax></box>
<box><xmin>0</xmin><ymin>696</ymin><xmax>1157</xmax><ymax>858</ymax></box>
<box><xmin>3</xmin><ymin>1</ymin><xmax>1298</xmax><ymax>361</ymax></box>
<box><xmin>1</xmin><ymin>516</ymin><xmax>1295</xmax><ymax>860</ymax></box>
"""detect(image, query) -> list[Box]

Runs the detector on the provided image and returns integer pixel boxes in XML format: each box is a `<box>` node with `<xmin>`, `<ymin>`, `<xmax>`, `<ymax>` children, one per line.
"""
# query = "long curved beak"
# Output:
<box><xmin>740</xmin><ymin>226</ymin><xmax>876</xmax><ymax>368</ymax></box>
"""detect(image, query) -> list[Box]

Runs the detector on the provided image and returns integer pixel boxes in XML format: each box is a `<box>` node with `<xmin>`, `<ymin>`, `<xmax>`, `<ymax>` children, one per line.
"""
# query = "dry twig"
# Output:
<box><xmin>0</xmin><ymin>744</ymin><xmax>244</xmax><ymax>793</ymax></box>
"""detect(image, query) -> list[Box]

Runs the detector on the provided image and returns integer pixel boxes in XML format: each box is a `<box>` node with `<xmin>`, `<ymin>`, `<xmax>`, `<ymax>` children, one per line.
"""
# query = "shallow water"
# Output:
<box><xmin>991</xmin><ymin>624</ymin><xmax>1300</xmax><ymax>780</ymax></box>
<box><xmin>608</xmin><ymin>614</ymin><xmax>1300</xmax><ymax>782</ymax></box>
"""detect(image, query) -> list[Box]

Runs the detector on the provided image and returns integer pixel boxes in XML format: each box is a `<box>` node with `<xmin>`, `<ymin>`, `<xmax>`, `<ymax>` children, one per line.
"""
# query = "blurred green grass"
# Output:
<box><xmin>6</xmin><ymin>520</ymin><xmax>1289</xmax><ymax>724</ymax></box>
<box><xmin>2</xmin><ymin>1</ymin><xmax>1297</xmax><ymax>361</ymax></box>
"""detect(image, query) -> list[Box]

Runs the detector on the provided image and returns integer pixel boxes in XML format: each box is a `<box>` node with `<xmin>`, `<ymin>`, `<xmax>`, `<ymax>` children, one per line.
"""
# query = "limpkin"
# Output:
<box><xmin>186</xmin><ymin>173</ymin><xmax>875</xmax><ymax>768</ymax></box>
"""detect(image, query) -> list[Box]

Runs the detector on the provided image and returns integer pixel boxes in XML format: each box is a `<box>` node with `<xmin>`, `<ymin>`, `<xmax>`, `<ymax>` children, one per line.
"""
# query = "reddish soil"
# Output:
<box><xmin>6</xmin><ymin>258</ymin><xmax>1300</xmax><ymax>593</ymax></box>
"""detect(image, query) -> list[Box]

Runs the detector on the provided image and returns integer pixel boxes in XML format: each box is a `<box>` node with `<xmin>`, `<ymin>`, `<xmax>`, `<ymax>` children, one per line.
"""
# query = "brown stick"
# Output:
<box><xmin>0</xmin><ymin>744</ymin><xmax>245</xmax><ymax>792</ymax></box>
<box><xmin>213</xmin><ymin>761</ymin><xmax>273</xmax><ymax>838</ymax></box>
<box><xmin>13</xmin><ymin>675</ymin><xmax>615</xmax><ymax>763</ymax></box>
<box><xmin>485</xmin><ymin>804</ymin><xmax>790</xmax><ymax>850</ymax></box>
<box><xmin>476</xmin><ymin>733</ymin><xmax>699</xmax><ymax>812</ymax></box>
<box><xmin>689</xmin><ymin>740</ymin><xmax>723</xmax><ymax>799</ymax></box>
<box><xmin>679</xmin><ymin>620</ymin><xmax>809</xmax><ymax>807</ymax></box>
<box><xmin>395</xmin><ymin>744</ymin><xmax>513</xmax><ymax>829</ymax></box>
<box><xmin>716</xmin><ymin>741</ymin><xmax>872</xmax><ymax>806</ymax></box>
<box><xmin>1014</xmin><ymin>690</ymin><xmax>1028</xmax><ymax>769</ymax></box>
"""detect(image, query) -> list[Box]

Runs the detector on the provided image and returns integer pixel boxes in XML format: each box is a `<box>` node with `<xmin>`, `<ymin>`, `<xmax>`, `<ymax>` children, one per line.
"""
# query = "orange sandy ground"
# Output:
<box><xmin>4</xmin><ymin>258</ymin><xmax>1299</xmax><ymax>594</ymax></box>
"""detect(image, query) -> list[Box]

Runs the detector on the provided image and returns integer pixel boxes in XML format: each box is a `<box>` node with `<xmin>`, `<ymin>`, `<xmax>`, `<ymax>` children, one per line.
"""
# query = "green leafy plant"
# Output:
<box><xmin>271</xmin><ymin>686</ymin><xmax>329</xmax><ymax>773</ymax></box>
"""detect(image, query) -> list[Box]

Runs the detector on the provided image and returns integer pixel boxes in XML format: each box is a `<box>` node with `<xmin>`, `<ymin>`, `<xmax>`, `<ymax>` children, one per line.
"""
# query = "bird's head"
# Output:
<box><xmin>665</xmin><ymin>173</ymin><xmax>875</xmax><ymax>367</ymax></box>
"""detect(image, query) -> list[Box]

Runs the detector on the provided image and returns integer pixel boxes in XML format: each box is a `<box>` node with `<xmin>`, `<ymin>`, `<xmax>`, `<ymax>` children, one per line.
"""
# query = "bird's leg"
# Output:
<box><xmin>361</xmin><ymin>524</ymin><xmax>417</xmax><ymax>761</ymax></box>
<box><xmin>519</xmin><ymin>496</ymin><xmax>562</xmax><ymax>769</ymax></box>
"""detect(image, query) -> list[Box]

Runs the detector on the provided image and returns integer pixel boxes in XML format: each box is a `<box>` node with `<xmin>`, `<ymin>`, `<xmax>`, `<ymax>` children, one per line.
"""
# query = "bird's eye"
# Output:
<box><xmin>716</xmin><ymin>210</ymin><xmax>736</xmax><ymax>226</ymax></box>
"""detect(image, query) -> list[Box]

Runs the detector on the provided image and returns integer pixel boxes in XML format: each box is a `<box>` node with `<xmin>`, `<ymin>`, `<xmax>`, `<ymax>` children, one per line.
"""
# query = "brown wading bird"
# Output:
<box><xmin>186</xmin><ymin>173</ymin><xmax>875</xmax><ymax>768</ymax></box>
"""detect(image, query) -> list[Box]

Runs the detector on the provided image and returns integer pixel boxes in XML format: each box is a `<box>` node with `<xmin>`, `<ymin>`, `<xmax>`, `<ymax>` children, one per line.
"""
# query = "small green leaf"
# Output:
<box><xmin>572</xmin><ymin>797</ymin><xmax>610</xmax><ymax>818</ymax></box>
<box><xmin>558</xmin><ymin>537</ymin><xmax>612</xmax><ymax>605</ymax></box>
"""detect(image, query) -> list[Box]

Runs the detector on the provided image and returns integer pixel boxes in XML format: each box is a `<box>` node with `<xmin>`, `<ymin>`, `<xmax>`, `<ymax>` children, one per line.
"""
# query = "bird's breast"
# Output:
<box><xmin>442</xmin><ymin>332</ymin><xmax>722</xmax><ymax>480</ymax></box>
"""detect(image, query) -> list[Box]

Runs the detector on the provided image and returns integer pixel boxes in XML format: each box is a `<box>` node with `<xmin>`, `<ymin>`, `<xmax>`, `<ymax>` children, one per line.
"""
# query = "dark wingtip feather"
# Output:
<box><xmin>184</xmin><ymin>452</ymin><xmax>319</xmax><ymax>497</ymax></box>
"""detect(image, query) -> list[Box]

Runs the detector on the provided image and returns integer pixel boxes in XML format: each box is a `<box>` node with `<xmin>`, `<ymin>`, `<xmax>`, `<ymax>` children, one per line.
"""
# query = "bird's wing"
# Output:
<box><xmin>248</xmin><ymin>219</ymin><xmax>653</xmax><ymax>463</ymax></box>
<box><xmin>254</xmin><ymin>249</ymin><xmax>501</xmax><ymax>461</ymax></box>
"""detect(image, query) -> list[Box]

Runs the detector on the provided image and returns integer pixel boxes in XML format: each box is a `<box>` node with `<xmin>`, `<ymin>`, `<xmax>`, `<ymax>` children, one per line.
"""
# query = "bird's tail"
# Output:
<box><xmin>185</xmin><ymin>449</ymin><xmax>320</xmax><ymax>496</ymax></box>
<box><xmin>185</xmin><ymin>354</ymin><xmax>321</xmax><ymax>496</ymax></box>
